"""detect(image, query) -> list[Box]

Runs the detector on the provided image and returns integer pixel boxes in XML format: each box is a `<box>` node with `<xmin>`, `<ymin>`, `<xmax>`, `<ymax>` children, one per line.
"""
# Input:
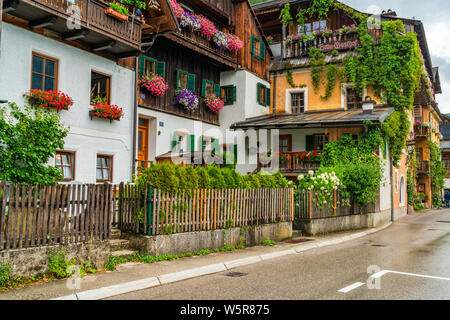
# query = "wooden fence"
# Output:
<box><xmin>118</xmin><ymin>183</ymin><xmax>295</xmax><ymax>236</ymax></box>
<box><xmin>0</xmin><ymin>182</ymin><xmax>113</xmax><ymax>250</ymax></box>
<box><xmin>295</xmin><ymin>189</ymin><xmax>380</xmax><ymax>220</ymax></box>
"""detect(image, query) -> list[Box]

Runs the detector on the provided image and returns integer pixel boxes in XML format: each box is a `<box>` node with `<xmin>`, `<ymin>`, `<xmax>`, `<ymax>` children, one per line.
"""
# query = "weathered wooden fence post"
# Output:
<box><xmin>147</xmin><ymin>184</ymin><xmax>153</xmax><ymax>236</ymax></box>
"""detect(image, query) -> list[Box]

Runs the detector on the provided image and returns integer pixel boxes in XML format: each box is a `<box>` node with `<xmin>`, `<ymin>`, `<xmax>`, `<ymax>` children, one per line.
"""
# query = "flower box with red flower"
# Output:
<box><xmin>138</xmin><ymin>73</ymin><xmax>168</xmax><ymax>97</ymax></box>
<box><xmin>24</xmin><ymin>89</ymin><xmax>74</xmax><ymax>111</ymax></box>
<box><xmin>89</xmin><ymin>103</ymin><xmax>124</xmax><ymax>122</ymax></box>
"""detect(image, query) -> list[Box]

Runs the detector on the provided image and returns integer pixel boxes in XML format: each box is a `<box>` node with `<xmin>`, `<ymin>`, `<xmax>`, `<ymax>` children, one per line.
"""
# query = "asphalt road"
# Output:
<box><xmin>106</xmin><ymin>209</ymin><xmax>450</xmax><ymax>300</ymax></box>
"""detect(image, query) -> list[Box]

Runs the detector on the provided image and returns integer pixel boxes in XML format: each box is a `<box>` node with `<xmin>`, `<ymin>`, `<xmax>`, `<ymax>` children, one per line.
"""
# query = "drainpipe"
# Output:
<box><xmin>131</xmin><ymin>55</ymin><xmax>139</xmax><ymax>177</ymax></box>
<box><xmin>390</xmin><ymin>157</ymin><xmax>395</xmax><ymax>222</ymax></box>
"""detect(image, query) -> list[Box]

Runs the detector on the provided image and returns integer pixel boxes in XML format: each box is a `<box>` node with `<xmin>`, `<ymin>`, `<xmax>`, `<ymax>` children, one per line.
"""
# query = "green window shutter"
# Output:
<box><xmin>257</xmin><ymin>83</ymin><xmax>264</xmax><ymax>105</ymax></box>
<box><xmin>213</xmin><ymin>83</ymin><xmax>220</xmax><ymax>97</ymax></box>
<box><xmin>306</xmin><ymin>135</ymin><xmax>314</xmax><ymax>151</ymax></box>
<box><xmin>201</xmin><ymin>79</ymin><xmax>207</xmax><ymax>97</ymax></box>
<box><xmin>232</xmin><ymin>86</ymin><xmax>237</xmax><ymax>102</ymax></box>
<box><xmin>265</xmin><ymin>87</ymin><xmax>271</xmax><ymax>107</ymax></box>
<box><xmin>250</xmin><ymin>36</ymin><xmax>255</xmax><ymax>56</ymax></box>
<box><xmin>188</xmin><ymin>134</ymin><xmax>195</xmax><ymax>152</ymax></box>
<box><xmin>212</xmin><ymin>138</ymin><xmax>219</xmax><ymax>153</ymax></box>
<box><xmin>260</xmin><ymin>40</ymin><xmax>266</xmax><ymax>60</ymax></box>
<box><xmin>199</xmin><ymin>136</ymin><xmax>204</xmax><ymax>151</ymax></box>
<box><xmin>233</xmin><ymin>144</ymin><xmax>238</xmax><ymax>164</ymax></box>
<box><xmin>156</xmin><ymin>61</ymin><xmax>165</xmax><ymax>79</ymax></box>
<box><xmin>139</xmin><ymin>55</ymin><xmax>146</xmax><ymax>76</ymax></box>
<box><xmin>172</xmin><ymin>132</ymin><xmax>179</xmax><ymax>151</ymax></box>
<box><xmin>187</xmin><ymin>73</ymin><xmax>196</xmax><ymax>92</ymax></box>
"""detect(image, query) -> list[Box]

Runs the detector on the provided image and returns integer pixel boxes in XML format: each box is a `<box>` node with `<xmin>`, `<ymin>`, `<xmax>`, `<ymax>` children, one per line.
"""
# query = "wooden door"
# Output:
<box><xmin>138</xmin><ymin>119</ymin><xmax>149</xmax><ymax>168</ymax></box>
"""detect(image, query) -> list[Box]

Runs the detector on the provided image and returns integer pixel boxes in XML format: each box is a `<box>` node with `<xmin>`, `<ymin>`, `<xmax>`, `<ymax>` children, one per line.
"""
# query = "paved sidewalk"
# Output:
<box><xmin>0</xmin><ymin>223</ymin><xmax>391</xmax><ymax>300</ymax></box>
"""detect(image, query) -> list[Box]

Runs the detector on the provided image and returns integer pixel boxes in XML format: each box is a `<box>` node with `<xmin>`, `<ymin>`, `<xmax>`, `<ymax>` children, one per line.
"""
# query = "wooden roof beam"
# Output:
<box><xmin>62</xmin><ymin>29</ymin><xmax>89</xmax><ymax>41</ymax></box>
<box><xmin>29</xmin><ymin>16</ymin><xmax>57</xmax><ymax>29</ymax></box>
<box><xmin>92</xmin><ymin>40</ymin><xmax>116</xmax><ymax>52</ymax></box>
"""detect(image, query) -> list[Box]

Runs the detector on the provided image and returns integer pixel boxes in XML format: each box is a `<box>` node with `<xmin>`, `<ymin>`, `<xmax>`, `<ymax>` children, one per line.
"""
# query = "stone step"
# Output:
<box><xmin>111</xmin><ymin>249</ymin><xmax>136</xmax><ymax>257</ymax></box>
<box><xmin>292</xmin><ymin>230</ymin><xmax>303</xmax><ymax>238</ymax></box>
<box><xmin>110</xmin><ymin>228</ymin><xmax>121</xmax><ymax>240</ymax></box>
<box><xmin>109</xmin><ymin>239</ymin><xmax>130</xmax><ymax>251</ymax></box>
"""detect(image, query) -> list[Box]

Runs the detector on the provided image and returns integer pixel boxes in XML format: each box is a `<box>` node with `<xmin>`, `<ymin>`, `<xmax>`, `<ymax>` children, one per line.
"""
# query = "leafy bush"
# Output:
<box><xmin>242</xmin><ymin>174</ymin><xmax>261</xmax><ymax>189</ymax></box>
<box><xmin>195</xmin><ymin>166</ymin><xmax>210</xmax><ymax>189</ymax></box>
<box><xmin>135</xmin><ymin>162</ymin><xmax>180</xmax><ymax>194</ymax></box>
<box><xmin>255</xmin><ymin>173</ymin><xmax>277</xmax><ymax>188</ymax></box>
<box><xmin>176</xmin><ymin>166</ymin><xmax>199</xmax><ymax>191</ymax></box>
<box><xmin>0</xmin><ymin>263</ymin><xmax>11</xmax><ymax>289</ymax></box>
<box><xmin>47</xmin><ymin>249</ymin><xmax>76</xmax><ymax>279</ymax></box>
<box><xmin>207</xmin><ymin>165</ymin><xmax>227</xmax><ymax>189</ymax></box>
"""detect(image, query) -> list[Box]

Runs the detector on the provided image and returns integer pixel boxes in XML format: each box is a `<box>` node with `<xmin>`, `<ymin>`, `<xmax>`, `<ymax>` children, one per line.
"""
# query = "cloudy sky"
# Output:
<box><xmin>341</xmin><ymin>0</ymin><xmax>450</xmax><ymax>114</ymax></box>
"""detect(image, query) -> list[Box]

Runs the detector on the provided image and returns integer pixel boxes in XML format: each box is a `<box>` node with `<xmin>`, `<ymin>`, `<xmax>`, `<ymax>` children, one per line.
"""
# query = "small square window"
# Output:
<box><xmin>55</xmin><ymin>151</ymin><xmax>75</xmax><ymax>181</ymax></box>
<box><xmin>96</xmin><ymin>155</ymin><xmax>113</xmax><ymax>182</ymax></box>
<box><xmin>221</xmin><ymin>86</ymin><xmax>235</xmax><ymax>105</ymax></box>
<box><xmin>177</xmin><ymin>70</ymin><xmax>188</xmax><ymax>90</ymax></box>
<box><xmin>31</xmin><ymin>53</ymin><xmax>58</xmax><ymax>91</ymax></box>
<box><xmin>91</xmin><ymin>71</ymin><xmax>111</xmax><ymax>104</ymax></box>
<box><xmin>143</xmin><ymin>58</ymin><xmax>155</xmax><ymax>76</ymax></box>
<box><xmin>291</xmin><ymin>92</ymin><xmax>305</xmax><ymax>114</ymax></box>
<box><xmin>346</xmin><ymin>87</ymin><xmax>361</xmax><ymax>110</ymax></box>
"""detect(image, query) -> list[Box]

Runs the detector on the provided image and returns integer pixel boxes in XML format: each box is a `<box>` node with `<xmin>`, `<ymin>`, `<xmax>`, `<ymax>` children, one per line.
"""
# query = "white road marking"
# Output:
<box><xmin>387</xmin><ymin>270</ymin><xmax>450</xmax><ymax>282</ymax></box>
<box><xmin>338</xmin><ymin>282</ymin><xmax>365</xmax><ymax>293</ymax></box>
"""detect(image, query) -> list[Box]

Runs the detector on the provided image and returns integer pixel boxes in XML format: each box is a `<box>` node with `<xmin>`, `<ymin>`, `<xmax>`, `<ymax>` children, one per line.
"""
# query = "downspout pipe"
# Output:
<box><xmin>131</xmin><ymin>55</ymin><xmax>139</xmax><ymax>177</ymax></box>
<box><xmin>390</xmin><ymin>157</ymin><xmax>395</xmax><ymax>222</ymax></box>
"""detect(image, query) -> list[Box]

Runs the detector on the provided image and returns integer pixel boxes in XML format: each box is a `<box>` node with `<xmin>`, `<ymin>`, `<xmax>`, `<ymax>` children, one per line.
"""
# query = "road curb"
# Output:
<box><xmin>51</xmin><ymin>222</ymin><xmax>392</xmax><ymax>300</ymax></box>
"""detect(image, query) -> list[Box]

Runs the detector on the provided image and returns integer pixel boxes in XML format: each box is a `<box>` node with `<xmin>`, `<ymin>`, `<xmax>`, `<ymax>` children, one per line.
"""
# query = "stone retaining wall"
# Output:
<box><xmin>0</xmin><ymin>240</ymin><xmax>111</xmax><ymax>277</ymax></box>
<box><xmin>123</xmin><ymin>222</ymin><xmax>292</xmax><ymax>256</ymax></box>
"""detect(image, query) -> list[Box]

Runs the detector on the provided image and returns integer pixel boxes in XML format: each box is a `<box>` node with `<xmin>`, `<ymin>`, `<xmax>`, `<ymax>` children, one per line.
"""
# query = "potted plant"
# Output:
<box><xmin>23</xmin><ymin>89</ymin><xmax>74</xmax><ymax>111</ymax></box>
<box><xmin>138</xmin><ymin>73</ymin><xmax>168</xmax><ymax>97</ymax></box>
<box><xmin>89</xmin><ymin>103</ymin><xmax>124</xmax><ymax>122</ymax></box>
<box><xmin>174</xmin><ymin>89</ymin><xmax>199</xmax><ymax>112</ymax></box>
<box><xmin>106</xmin><ymin>2</ymin><xmax>130</xmax><ymax>22</ymax></box>
<box><xmin>204</xmin><ymin>93</ymin><xmax>224</xmax><ymax>113</ymax></box>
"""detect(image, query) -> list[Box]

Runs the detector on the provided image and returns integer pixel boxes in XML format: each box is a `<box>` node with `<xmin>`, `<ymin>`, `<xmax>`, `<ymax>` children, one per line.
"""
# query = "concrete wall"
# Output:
<box><xmin>0</xmin><ymin>240</ymin><xmax>111</xmax><ymax>277</ymax></box>
<box><xmin>0</xmin><ymin>23</ymin><xmax>135</xmax><ymax>184</ymax></box>
<box><xmin>297</xmin><ymin>210</ymin><xmax>391</xmax><ymax>236</ymax></box>
<box><xmin>123</xmin><ymin>222</ymin><xmax>292</xmax><ymax>256</ymax></box>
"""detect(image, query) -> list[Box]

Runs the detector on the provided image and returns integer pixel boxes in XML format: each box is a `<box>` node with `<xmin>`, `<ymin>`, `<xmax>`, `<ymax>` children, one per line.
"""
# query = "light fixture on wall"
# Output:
<box><xmin>362</xmin><ymin>96</ymin><xmax>376</xmax><ymax>114</ymax></box>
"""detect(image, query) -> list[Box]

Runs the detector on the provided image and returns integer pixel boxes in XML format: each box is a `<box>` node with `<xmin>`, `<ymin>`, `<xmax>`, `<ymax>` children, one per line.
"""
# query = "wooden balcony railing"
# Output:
<box><xmin>418</xmin><ymin>161</ymin><xmax>430</xmax><ymax>175</ymax></box>
<box><xmin>414</xmin><ymin>125</ymin><xmax>430</xmax><ymax>139</ymax></box>
<box><xmin>18</xmin><ymin>0</ymin><xmax>141</xmax><ymax>49</ymax></box>
<box><xmin>283</xmin><ymin>29</ymin><xmax>381</xmax><ymax>59</ymax></box>
<box><xmin>175</xmin><ymin>28</ymin><xmax>236</xmax><ymax>64</ymax></box>
<box><xmin>258</xmin><ymin>152</ymin><xmax>321</xmax><ymax>172</ymax></box>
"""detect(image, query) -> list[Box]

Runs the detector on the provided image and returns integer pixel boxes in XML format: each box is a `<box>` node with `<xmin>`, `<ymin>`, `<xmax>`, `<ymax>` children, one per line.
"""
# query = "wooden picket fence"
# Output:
<box><xmin>0</xmin><ymin>182</ymin><xmax>114</xmax><ymax>251</ymax></box>
<box><xmin>295</xmin><ymin>189</ymin><xmax>380</xmax><ymax>220</ymax></box>
<box><xmin>117</xmin><ymin>183</ymin><xmax>295</xmax><ymax>236</ymax></box>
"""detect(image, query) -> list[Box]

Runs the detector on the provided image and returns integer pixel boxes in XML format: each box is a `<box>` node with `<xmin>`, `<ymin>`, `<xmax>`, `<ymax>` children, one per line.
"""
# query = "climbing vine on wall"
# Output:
<box><xmin>428</xmin><ymin>141</ymin><xmax>445</xmax><ymax>207</ymax></box>
<box><xmin>407</xmin><ymin>148</ymin><xmax>418</xmax><ymax>206</ymax></box>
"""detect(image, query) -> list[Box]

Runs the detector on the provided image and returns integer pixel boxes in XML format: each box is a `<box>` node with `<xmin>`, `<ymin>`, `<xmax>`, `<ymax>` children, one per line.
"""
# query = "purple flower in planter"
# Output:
<box><xmin>213</xmin><ymin>31</ymin><xmax>229</xmax><ymax>51</ymax></box>
<box><xmin>174</xmin><ymin>89</ymin><xmax>199</xmax><ymax>112</ymax></box>
<box><xmin>180</xmin><ymin>11</ymin><xmax>200</xmax><ymax>30</ymax></box>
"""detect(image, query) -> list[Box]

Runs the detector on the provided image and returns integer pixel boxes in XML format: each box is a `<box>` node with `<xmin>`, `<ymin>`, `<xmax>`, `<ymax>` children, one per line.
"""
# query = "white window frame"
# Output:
<box><xmin>341</xmin><ymin>83</ymin><xmax>367</xmax><ymax>110</ymax></box>
<box><xmin>399</xmin><ymin>175</ymin><xmax>406</xmax><ymax>207</ymax></box>
<box><xmin>395</xmin><ymin>170</ymin><xmax>399</xmax><ymax>193</ymax></box>
<box><xmin>175</xmin><ymin>131</ymin><xmax>188</xmax><ymax>152</ymax></box>
<box><xmin>285</xmin><ymin>88</ymin><xmax>308</xmax><ymax>114</ymax></box>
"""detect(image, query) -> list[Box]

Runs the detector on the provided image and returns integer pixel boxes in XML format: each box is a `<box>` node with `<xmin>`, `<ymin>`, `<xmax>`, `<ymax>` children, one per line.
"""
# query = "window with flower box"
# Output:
<box><xmin>297</xmin><ymin>20</ymin><xmax>327</xmax><ymax>35</ymax></box>
<box><xmin>257</xmin><ymin>83</ymin><xmax>270</xmax><ymax>107</ymax></box>
<box><xmin>91</xmin><ymin>71</ymin><xmax>111</xmax><ymax>104</ymax></box>
<box><xmin>96</xmin><ymin>154</ymin><xmax>113</xmax><ymax>182</ymax></box>
<box><xmin>31</xmin><ymin>52</ymin><xmax>58</xmax><ymax>91</ymax></box>
<box><xmin>139</xmin><ymin>55</ymin><xmax>165</xmax><ymax>78</ymax></box>
<box><xmin>55</xmin><ymin>151</ymin><xmax>75</xmax><ymax>181</ymax></box>
<box><xmin>221</xmin><ymin>85</ymin><xmax>236</xmax><ymax>105</ymax></box>
<box><xmin>201</xmin><ymin>79</ymin><xmax>220</xmax><ymax>97</ymax></box>
<box><xmin>251</xmin><ymin>35</ymin><xmax>265</xmax><ymax>60</ymax></box>
<box><xmin>176</xmin><ymin>69</ymin><xmax>196</xmax><ymax>91</ymax></box>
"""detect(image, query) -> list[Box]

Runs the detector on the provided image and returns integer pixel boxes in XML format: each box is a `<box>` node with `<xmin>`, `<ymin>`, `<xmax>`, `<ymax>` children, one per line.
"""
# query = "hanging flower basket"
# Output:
<box><xmin>212</xmin><ymin>31</ymin><xmax>229</xmax><ymax>51</ymax></box>
<box><xmin>174</xmin><ymin>89</ymin><xmax>199</xmax><ymax>112</ymax></box>
<box><xmin>138</xmin><ymin>73</ymin><xmax>168</xmax><ymax>97</ymax></box>
<box><xmin>204</xmin><ymin>93</ymin><xmax>224</xmax><ymax>113</ymax></box>
<box><xmin>23</xmin><ymin>89</ymin><xmax>74</xmax><ymax>111</ymax></box>
<box><xmin>180</xmin><ymin>11</ymin><xmax>200</xmax><ymax>30</ymax></box>
<box><xmin>90</xmin><ymin>103</ymin><xmax>123</xmax><ymax>122</ymax></box>
<box><xmin>105</xmin><ymin>7</ymin><xmax>129</xmax><ymax>22</ymax></box>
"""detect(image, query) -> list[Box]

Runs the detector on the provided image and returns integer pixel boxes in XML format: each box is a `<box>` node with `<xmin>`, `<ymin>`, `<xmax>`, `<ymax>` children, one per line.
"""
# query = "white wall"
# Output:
<box><xmin>0</xmin><ymin>23</ymin><xmax>135</xmax><ymax>183</ymax></box>
<box><xmin>379</xmin><ymin>146</ymin><xmax>391</xmax><ymax>212</ymax></box>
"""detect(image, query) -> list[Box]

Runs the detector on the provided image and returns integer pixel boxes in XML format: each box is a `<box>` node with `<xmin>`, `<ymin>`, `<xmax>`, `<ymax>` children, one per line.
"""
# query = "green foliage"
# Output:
<box><xmin>273</xmin><ymin>171</ymin><xmax>289</xmax><ymax>188</ymax></box>
<box><xmin>207</xmin><ymin>165</ymin><xmax>227</xmax><ymax>189</ymax></box>
<box><xmin>429</xmin><ymin>141</ymin><xmax>446</xmax><ymax>207</ymax></box>
<box><xmin>109</xmin><ymin>2</ymin><xmax>129</xmax><ymax>16</ymax></box>
<box><xmin>321</xmin><ymin>128</ymin><xmax>384</xmax><ymax>205</ymax></box>
<box><xmin>382</xmin><ymin>110</ymin><xmax>410</xmax><ymax>165</ymax></box>
<box><xmin>262</xmin><ymin>239</ymin><xmax>276</xmax><ymax>246</ymax></box>
<box><xmin>242</xmin><ymin>174</ymin><xmax>261</xmax><ymax>189</ymax></box>
<box><xmin>279</xmin><ymin>3</ymin><xmax>293</xmax><ymax>26</ymax></box>
<box><xmin>0</xmin><ymin>102</ymin><xmax>68</xmax><ymax>184</ymax></box>
<box><xmin>176</xmin><ymin>166</ymin><xmax>199</xmax><ymax>191</ymax></box>
<box><xmin>255</xmin><ymin>172</ymin><xmax>277</xmax><ymax>188</ymax></box>
<box><xmin>321</xmin><ymin>64</ymin><xmax>343</xmax><ymax>100</ymax></box>
<box><xmin>413</xmin><ymin>202</ymin><xmax>425</xmax><ymax>211</ymax></box>
<box><xmin>47</xmin><ymin>249</ymin><xmax>96</xmax><ymax>279</ymax></box>
<box><xmin>309</xmin><ymin>47</ymin><xmax>326</xmax><ymax>92</ymax></box>
<box><xmin>407</xmin><ymin>149</ymin><xmax>418</xmax><ymax>206</ymax></box>
<box><xmin>0</xmin><ymin>263</ymin><xmax>12</xmax><ymax>289</ymax></box>
<box><xmin>135</xmin><ymin>162</ymin><xmax>180</xmax><ymax>194</ymax></box>
<box><xmin>195</xmin><ymin>166</ymin><xmax>211</xmax><ymax>189</ymax></box>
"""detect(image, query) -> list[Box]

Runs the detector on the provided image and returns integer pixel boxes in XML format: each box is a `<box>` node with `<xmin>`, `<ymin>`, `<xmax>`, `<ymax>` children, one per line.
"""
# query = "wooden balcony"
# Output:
<box><xmin>166</xmin><ymin>28</ymin><xmax>237</xmax><ymax>68</ymax></box>
<box><xmin>417</xmin><ymin>161</ymin><xmax>430</xmax><ymax>175</ymax></box>
<box><xmin>258</xmin><ymin>152</ymin><xmax>321</xmax><ymax>173</ymax></box>
<box><xmin>283</xmin><ymin>29</ymin><xmax>381</xmax><ymax>60</ymax></box>
<box><xmin>414</xmin><ymin>125</ymin><xmax>430</xmax><ymax>139</ymax></box>
<box><xmin>3</xmin><ymin>0</ymin><xmax>142</xmax><ymax>57</ymax></box>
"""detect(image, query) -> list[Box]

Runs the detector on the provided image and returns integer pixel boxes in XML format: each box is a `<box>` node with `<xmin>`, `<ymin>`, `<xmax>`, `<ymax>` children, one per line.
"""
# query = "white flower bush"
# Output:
<box><xmin>298</xmin><ymin>170</ymin><xmax>341</xmax><ymax>210</ymax></box>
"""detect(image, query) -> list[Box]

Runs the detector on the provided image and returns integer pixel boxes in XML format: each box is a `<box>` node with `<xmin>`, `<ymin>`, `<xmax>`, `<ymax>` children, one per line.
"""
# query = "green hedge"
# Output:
<box><xmin>134</xmin><ymin>163</ymin><xmax>289</xmax><ymax>194</ymax></box>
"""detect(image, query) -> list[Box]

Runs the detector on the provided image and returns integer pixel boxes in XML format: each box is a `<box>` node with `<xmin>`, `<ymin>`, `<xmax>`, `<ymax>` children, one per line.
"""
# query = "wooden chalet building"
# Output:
<box><xmin>229</xmin><ymin>0</ymin><xmax>444</xmax><ymax>215</ymax></box>
<box><xmin>0</xmin><ymin>0</ymin><xmax>177</xmax><ymax>183</ymax></box>
<box><xmin>132</xmin><ymin>0</ymin><xmax>272</xmax><ymax>174</ymax></box>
